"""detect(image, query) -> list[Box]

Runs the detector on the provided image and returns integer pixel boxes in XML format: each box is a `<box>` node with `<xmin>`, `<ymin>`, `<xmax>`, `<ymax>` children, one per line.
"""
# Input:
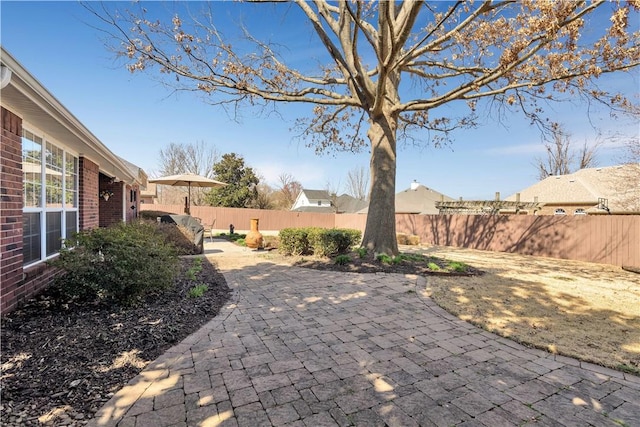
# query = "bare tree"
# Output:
<box><xmin>324</xmin><ymin>178</ymin><xmax>342</xmax><ymax>208</ymax></box>
<box><xmin>621</xmin><ymin>138</ymin><xmax>640</xmax><ymax>164</ymax></box>
<box><xmin>345</xmin><ymin>166</ymin><xmax>369</xmax><ymax>200</ymax></box>
<box><xmin>157</xmin><ymin>141</ymin><xmax>219</xmax><ymax>205</ymax></box>
<box><xmin>91</xmin><ymin>1</ymin><xmax>639</xmax><ymax>255</ymax></box>
<box><xmin>535</xmin><ymin>123</ymin><xmax>601</xmax><ymax>180</ymax></box>
<box><xmin>158</xmin><ymin>141</ymin><xmax>219</xmax><ymax>177</ymax></box>
<box><xmin>614</xmin><ymin>137</ymin><xmax>640</xmax><ymax>211</ymax></box>
<box><xmin>250</xmin><ymin>182</ymin><xmax>277</xmax><ymax>210</ymax></box>
<box><xmin>276</xmin><ymin>173</ymin><xmax>303</xmax><ymax>210</ymax></box>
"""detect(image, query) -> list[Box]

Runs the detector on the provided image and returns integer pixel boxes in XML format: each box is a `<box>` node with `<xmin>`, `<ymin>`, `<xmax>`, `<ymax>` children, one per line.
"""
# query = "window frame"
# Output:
<box><xmin>22</xmin><ymin>125</ymin><xmax>79</xmax><ymax>267</ymax></box>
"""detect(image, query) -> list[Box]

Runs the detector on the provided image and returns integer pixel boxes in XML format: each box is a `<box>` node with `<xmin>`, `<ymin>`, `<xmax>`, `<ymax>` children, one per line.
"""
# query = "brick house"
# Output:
<box><xmin>1</xmin><ymin>47</ymin><xmax>146</xmax><ymax>314</ymax></box>
<box><xmin>505</xmin><ymin>164</ymin><xmax>640</xmax><ymax>215</ymax></box>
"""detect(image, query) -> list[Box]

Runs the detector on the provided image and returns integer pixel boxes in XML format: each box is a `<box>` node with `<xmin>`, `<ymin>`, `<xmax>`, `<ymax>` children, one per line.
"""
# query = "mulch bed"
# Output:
<box><xmin>0</xmin><ymin>257</ymin><xmax>230</xmax><ymax>426</ymax></box>
<box><xmin>292</xmin><ymin>251</ymin><xmax>485</xmax><ymax>276</ymax></box>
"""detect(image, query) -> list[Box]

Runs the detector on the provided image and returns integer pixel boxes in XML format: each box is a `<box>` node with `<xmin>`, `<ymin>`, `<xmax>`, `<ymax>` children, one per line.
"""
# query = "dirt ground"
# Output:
<box><xmin>406</xmin><ymin>246</ymin><xmax>640</xmax><ymax>373</ymax></box>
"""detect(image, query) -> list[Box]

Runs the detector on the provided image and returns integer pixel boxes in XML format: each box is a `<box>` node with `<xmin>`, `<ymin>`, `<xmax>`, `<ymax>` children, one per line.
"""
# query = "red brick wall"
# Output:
<box><xmin>99</xmin><ymin>174</ymin><xmax>124</xmax><ymax>227</ymax></box>
<box><xmin>1</xmin><ymin>107</ymin><xmax>24</xmax><ymax>314</ymax></box>
<box><xmin>79</xmin><ymin>157</ymin><xmax>99</xmax><ymax>230</ymax></box>
<box><xmin>1</xmin><ymin>109</ymin><xmax>141</xmax><ymax>314</ymax></box>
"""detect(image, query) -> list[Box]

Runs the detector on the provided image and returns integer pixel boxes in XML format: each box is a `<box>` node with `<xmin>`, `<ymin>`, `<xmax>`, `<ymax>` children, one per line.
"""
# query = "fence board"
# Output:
<box><xmin>140</xmin><ymin>205</ymin><xmax>639</xmax><ymax>267</ymax></box>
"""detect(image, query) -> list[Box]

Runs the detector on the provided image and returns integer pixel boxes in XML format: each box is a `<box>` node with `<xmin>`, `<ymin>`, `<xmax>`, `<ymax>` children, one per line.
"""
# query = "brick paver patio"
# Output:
<box><xmin>90</xmin><ymin>241</ymin><xmax>640</xmax><ymax>427</ymax></box>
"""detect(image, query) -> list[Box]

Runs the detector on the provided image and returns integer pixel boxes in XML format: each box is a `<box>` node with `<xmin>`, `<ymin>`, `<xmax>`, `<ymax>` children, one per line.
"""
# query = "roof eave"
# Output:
<box><xmin>0</xmin><ymin>46</ymin><xmax>141</xmax><ymax>185</ymax></box>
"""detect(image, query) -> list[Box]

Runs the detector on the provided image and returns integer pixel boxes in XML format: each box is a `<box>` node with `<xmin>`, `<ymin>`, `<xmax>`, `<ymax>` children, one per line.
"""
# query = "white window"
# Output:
<box><xmin>22</xmin><ymin>128</ymin><xmax>78</xmax><ymax>266</ymax></box>
<box><xmin>574</xmin><ymin>208</ymin><xmax>587</xmax><ymax>215</ymax></box>
<box><xmin>554</xmin><ymin>208</ymin><xmax>567</xmax><ymax>215</ymax></box>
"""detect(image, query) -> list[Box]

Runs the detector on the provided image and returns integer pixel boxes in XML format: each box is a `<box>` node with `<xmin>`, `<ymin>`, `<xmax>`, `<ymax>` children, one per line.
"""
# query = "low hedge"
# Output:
<box><xmin>50</xmin><ymin>221</ymin><xmax>178</xmax><ymax>305</ymax></box>
<box><xmin>278</xmin><ymin>228</ymin><xmax>311</xmax><ymax>256</ymax></box>
<box><xmin>279</xmin><ymin>227</ymin><xmax>361</xmax><ymax>257</ymax></box>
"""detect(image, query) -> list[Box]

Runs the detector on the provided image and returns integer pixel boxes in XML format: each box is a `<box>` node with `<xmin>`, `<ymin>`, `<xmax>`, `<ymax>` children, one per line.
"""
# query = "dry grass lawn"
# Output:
<box><xmin>413</xmin><ymin>246</ymin><xmax>640</xmax><ymax>373</ymax></box>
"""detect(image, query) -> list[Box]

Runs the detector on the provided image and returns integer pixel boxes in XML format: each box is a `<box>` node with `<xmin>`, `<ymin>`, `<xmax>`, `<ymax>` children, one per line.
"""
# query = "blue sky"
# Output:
<box><xmin>2</xmin><ymin>1</ymin><xmax>638</xmax><ymax>200</ymax></box>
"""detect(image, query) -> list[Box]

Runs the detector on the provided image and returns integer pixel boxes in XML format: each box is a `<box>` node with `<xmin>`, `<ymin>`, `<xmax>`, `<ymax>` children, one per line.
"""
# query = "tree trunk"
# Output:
<box><xmin>362</xmin><ymin>115</ymin><xmax>399</xmax><ymax>256</ymax></box>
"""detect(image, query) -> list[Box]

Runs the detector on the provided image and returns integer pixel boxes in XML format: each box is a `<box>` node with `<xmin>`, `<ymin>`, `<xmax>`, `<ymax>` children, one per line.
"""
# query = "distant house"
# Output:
<box><xmin>291</xmin><ymin>189</ymin><xmax>334</xmax><ymax>213</ymax></box>
<box><xmin>505</xmin><ymin>164</ymin><xmax>640</xmax><ymax>215</ymax></box>
<box><xmin>291</xmin><ymin>189</ymin><xmax>368</xmax><ymax>213</ymax></box>
<box><xmin>140</xmin><ymin>182</ymin><xmax>158</xmax><ymax>205</ymax></box>
<box><xmin>358</xmin><ymin>181</ymin><xmax>454</xmax><ymax>215</ymax></box>
<box><xmin>1</xmin><ymin>47</ymin><xmax>147</xmax><ymax>313</ymax></box>
<box><xmin>334</xmin><ymin>193</ymin><xmax>368</xmax><ymax>214</ymax></box>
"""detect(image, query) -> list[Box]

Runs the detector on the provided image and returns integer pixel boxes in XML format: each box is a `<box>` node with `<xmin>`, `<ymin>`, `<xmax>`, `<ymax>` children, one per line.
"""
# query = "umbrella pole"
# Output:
<box><xmin>187</xmin><ymin>182</ymin><xmax>191</xmax><ymax>215</ymax></box>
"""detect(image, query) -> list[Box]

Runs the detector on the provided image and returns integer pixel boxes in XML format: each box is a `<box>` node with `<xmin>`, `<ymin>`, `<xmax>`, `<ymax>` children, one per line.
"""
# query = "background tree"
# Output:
<box><xmin>157</xmin><ymin>141</ymin><xmax>219</xmax><ymax>205</ymax></box>
<box><xmin>94</xmin><ymin>1</ymin><xmax>639</xmax><ymax>255</ymax></box>
<box><xmin>324</xmin><ymin>178</ymin><xmax>342</xmax><ymax>208</ymax></box>
<box><xmin>621</xmin><ymin>138</ymin><xmax>640</xmax><ymax>165</ymax></box>
<box><xmin>206</xmin><ymin>153</ymin><xmax>259</xmax><ymax>208</ymax></box>
<box><xmin>250</xmin><ymin>182</ymin><xmax>277</xmax><ymax>210</ymax></box>
<box><xmin>614</xmin><ymin>137</ymin><xmax>640</xmax><ymax>211</ymax></box>
<box><xmin>275</xmin><ymin>173</ymin><xmax>303</xmax><ymax>210</ymax></box>
<box><xmin>535</xmin><ymin>123</ymin><xmax>601</xmax><ymax>180</ymax></box>
<box><xmin>345</xmin><ymin>166</ymin><xmax>369</xmax><ymax>201</ymax></box>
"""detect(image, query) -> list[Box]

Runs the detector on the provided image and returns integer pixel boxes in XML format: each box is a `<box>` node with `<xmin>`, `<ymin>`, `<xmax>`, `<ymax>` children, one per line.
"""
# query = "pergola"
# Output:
<box><xmin>435</xmin><ymin>200</ymin><xmax>542</xmax><ymax>215</ymax></box>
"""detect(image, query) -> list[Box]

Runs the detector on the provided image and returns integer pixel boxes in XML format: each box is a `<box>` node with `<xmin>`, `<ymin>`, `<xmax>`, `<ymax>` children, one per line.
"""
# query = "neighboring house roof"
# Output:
<box><xmin>117</xmin><ymin>156</ymin><xmax>148</xmax><ymax>188</ymax></box>
<box><xmin>0</xmin><ymin>46</ymin><xmax>142</xmax><ymax>185</ymax></box>
<box><xmin>395</xmin><ymin>184</ymin><xmax>455</xmax><ymax>214</ymax></box>
<box><xmin>302</xmin><ymin>189</ymin><xmax>332</xmax><ymax>201</ymax></box>
<box><xmin>335</xmin><ymin>194</ymin><xmax>368</xmax><ymax>213</ymax></box>
<box><xmin>291</xmin><ymin>206</ymin><xmax>336</xmax><ymax>214</ymax></box>
<box><xmin>506</xmin><ymin>164</ymin><xmax>640</xmax><ymax>213</ymax></box>
<box><xmin>358</xmin><ymin>183</ymin><xmax>454</xmax><ymax>214</ymax></box>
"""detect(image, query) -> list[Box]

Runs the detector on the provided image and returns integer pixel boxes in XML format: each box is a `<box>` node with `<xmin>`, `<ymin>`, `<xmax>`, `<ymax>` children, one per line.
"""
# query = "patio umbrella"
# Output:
<box><xmin>148</xmin><ymin>173</ymin><xmax>226</xmax><ymax>214</ymax></box>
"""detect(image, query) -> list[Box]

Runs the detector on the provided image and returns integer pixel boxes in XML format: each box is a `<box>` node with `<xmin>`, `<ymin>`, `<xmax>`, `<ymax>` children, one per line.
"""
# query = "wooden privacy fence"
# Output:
<box><xmin>142</xmin><ymin>204</ymin><xmax>336</xmax><ymax>233</ymax></box>
<box><xmin>396</xmin><ymin>214</ymin><xmax>639</xmax><ymax>267</ymax></box>
<box><xmin>140</xmin><ymin>205</ymin><xmax>639</xmax><ymax>267</ymax></box>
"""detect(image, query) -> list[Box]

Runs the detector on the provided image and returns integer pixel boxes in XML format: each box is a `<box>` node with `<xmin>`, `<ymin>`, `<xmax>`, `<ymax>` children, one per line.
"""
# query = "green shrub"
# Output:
<box><xmin>427</xmin><ymin>262</ymin><xmax>441</xmax><ymax>271</ymax></box>
<box><xmin>50</xmin><ymin>221</ymin><xmax>178</xmax><ymax>305</ymax></box>
<box><xmin>356</xmin><ymin>247</ymin><xmax>367</xmax><ymax>258</ymax></box>
<box><xmin>334</xmin><ymin>254</ymin><xmax>352</xmax><ymax>265</ymax></box>
<box><xmin>391</xmin><ymin>255</ymin><xmax>403</xmax><ymax>265</ymax></box>
<box><xmin>308</xmin><ymin>228</ymin><xmax>361</xmax><ymax>257</ymax></box>
<box><xmin>188</xmin><ymin>284</ymin><xmax>209</xmax><ymax>298</ymax></box>
<box><xmin>279</xmin><ymin>227</ymin><xmax>361</xmax><ymax>257</ymax></box>
<box><xmin>376</xmin><ymin>253</ymin><xmax>393</xmax><ymax>264</ymax></box>
<box><xmin>306</xmin><ymin>227</ymin><xmax>331</xmax><ymax>256</ymax></box>
<box><xmin>226</xmin><ymin>233</ymin><xmax>247</xmax><ymax>242</ymax></box>
<box><xmin>186</xmin><ymin>259</ymin><xmax>202</xmax><ymax>281</ymax></box>
<box><xmin>447</xmin><ymin>261</ymin><xmax>468</xmax><ymax>272</ymax></box>
<box><xmin>278</xmin><ymin>228</ymin><xmax>312</xmax><ymax>256</ymax></box>
<box><xmin>396</xmin><ymin>253</ymin><xmax>424</xmax><ymax>262</ymax></box>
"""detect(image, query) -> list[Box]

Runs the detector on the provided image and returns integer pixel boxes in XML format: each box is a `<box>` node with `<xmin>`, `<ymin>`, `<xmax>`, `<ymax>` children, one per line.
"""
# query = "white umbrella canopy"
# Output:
<box><xmin>149</xmin><ymin>173</ymin><xmax>226</xmax><ymax>214</ymax></box>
